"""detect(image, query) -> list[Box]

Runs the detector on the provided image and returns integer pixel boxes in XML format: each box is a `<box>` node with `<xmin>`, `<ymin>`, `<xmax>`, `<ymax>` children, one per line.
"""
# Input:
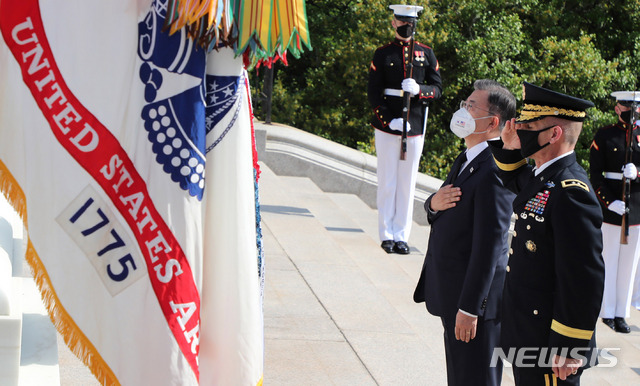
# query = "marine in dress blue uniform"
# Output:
<box><xmin>589</xmin><ymin>91</ymin><xmax>640</xmax><ymax>333</ymax></box>
<box><xmin>414</xmin><ymin>79</ymin><xmax>516</xmax><ymax>386</ymax></box>
<box><xmin>368</xmin><ymin>4</ymin><xmax>442</xmax><ymax>254</ymax></box>
<box><xmin>489</xmin><ymin>83</ymin><xmax>605</xmax><ymax>385</ymax></box>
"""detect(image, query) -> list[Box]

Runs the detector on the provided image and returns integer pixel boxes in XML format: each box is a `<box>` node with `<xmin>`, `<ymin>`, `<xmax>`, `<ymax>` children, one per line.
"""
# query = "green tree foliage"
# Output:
<box><xmin>250</xmin><ymin>0</ymin><xmax>640</xmax><ymax>179</ymax></box>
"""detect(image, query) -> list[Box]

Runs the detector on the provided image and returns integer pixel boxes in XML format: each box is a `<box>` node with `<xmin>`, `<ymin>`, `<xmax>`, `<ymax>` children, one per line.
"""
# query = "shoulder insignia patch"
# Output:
<box><xmin>561</xmin><ymin>179</ymin><xmax>589</xmax><ymax>191</ymax></box>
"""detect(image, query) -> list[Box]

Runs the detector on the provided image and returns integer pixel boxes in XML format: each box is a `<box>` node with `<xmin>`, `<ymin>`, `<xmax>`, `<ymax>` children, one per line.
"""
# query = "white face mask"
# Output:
<box><xmin>449</xmin><ymin>108</ymin><xmax>493</xmax><ymax>138</ymax></box>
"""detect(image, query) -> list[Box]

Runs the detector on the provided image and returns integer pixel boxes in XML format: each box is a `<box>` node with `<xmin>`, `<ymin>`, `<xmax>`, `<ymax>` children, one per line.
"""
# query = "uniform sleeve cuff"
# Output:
<box><xmin>488</xmin><ymin>141</ymin><xmax>527</xmax><ymax>171</ymax></box>
<box><xmin>550</xmin><ymin>319</ymin><xmax>593</xmax><ymax>341</ymax></box>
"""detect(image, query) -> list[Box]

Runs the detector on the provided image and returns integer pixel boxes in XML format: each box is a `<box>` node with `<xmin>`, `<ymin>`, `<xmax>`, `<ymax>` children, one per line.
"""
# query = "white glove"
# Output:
<box><xmin>608</xmin><ymin>200</ymin><xmax>626</xmax><ymax>216</ymax></box>
<box><xmin>389</xmin><ymin>118</ymin><xmax>410</xmax><ymax>132</ymax></box>
<box><xmin>401</xmin><ymin>78</ymin><xmax>420</xmax><ymax>96</ymax></box>
<box><xmin>623</xmin><ymin>163</ymin><xmax>638</xmax><ymax>180</ymax></box>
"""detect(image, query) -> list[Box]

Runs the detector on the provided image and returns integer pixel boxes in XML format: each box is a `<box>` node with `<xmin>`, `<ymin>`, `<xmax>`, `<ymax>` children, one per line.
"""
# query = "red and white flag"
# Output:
<box><xmin>0</xmin><ymin>0</ymin><xmax>264</xmax><ymax>384</ymax></box>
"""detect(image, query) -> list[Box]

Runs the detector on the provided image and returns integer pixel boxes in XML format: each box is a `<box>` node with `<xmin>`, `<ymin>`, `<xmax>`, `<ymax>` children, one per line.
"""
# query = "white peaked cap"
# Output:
<box><xmin>389</xmin><ymin>4</ymin><xmax>424</xmax><ymax>19</ymax></box>
<box><xmin>611</xmin><ymin>91</ymin><xmax>640</xmax><ymax>103</ymax></box>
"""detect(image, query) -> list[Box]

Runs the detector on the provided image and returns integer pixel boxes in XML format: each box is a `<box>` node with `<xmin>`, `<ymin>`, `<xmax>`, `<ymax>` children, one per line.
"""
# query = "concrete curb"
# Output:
<box><xmin>255</xmin><ymin>121</ymin><xmax>443</xmax><ymax>226</ymax></box>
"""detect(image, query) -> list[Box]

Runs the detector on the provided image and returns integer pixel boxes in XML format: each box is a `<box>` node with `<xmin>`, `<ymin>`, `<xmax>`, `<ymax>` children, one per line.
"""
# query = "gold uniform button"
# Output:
<box><xmin>526</xmin><ymin>225</ymin><xmax>531</xmax><ymax>230</ymax></box>
<box><xmin>533</xmin><ymin>310</ymin><xmax>539</xmax><ymax>315</ymax></box>
<box><xmin>509</xmin><ymin>248</ymin><xmax>513</xmax><ymax>255</ymax></box>
<box><xmin>513</xmin><ymin>231</ymin><xmax>517</xmax><ymax>238</ymax></box>
<box><xmin>506</xmin><ymin>265</ymin><xmax>510</xmax><ymax>272</ymax></box>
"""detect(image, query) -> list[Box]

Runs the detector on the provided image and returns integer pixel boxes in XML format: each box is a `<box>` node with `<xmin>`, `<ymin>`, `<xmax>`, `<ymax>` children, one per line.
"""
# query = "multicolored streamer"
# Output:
<box><xmin>164</xmin><ymin>0</ymin><xmax>311</xmax><ymax>67</ymax></box>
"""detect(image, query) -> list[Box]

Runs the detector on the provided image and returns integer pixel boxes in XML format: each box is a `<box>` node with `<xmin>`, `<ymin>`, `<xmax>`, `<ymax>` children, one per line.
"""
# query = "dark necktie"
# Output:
<box><xmin>451</xmin><ymin>151</ymin><xmax>467</xmax><ymax>183</ymax></box>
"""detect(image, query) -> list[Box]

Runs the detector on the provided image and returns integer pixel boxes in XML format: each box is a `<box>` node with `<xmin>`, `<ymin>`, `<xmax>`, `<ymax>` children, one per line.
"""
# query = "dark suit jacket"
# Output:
<box><xmin>414</xmin><ymin>146</ymin><xmax>515</xmax><ymax>320</ymax></box>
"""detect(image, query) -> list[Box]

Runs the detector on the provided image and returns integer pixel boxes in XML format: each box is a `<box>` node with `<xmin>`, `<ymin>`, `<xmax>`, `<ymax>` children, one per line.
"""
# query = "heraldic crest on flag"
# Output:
<box><xmin>137</xmin><ymin>0</ymin><xmax>249</xmax><ymax>201</ymax></box>
<box><xmin>0</xmin><ymin>0</ymin><xmax>310</xmax><ymax>384</ymax></box>
<box><xmin>139</xmin><ymin>1</ymin><xmax>207</xmax><ymax>200</ymax></box>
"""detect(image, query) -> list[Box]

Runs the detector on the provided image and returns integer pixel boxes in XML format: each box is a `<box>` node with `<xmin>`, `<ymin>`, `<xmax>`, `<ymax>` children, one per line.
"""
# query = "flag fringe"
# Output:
<box><xmin>247</xmin><ymin>72</ymin><xmax>265</xmax><ymax>386</ymax></box>
<box><xmin>0</xmin><ymin>159</ymin><xmax>120</xmax><ymax>386</ymax></box>
<box><xmin>0</xmin><ymin>159</ymin><xmax>26</xmax><ymax>224</ymax></box>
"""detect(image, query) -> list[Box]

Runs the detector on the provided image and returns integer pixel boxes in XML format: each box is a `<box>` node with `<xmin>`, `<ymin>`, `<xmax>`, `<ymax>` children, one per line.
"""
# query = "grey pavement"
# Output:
<box><xmin>13</xmin><ymin>121</ymin><xmax>640</xmax><ymax>384</ymax></box>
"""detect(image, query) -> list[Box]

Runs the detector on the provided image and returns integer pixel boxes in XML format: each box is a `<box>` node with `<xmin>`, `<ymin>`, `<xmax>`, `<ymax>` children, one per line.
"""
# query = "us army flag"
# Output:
<box><xmin>0</xmin><ymin>0</ymin><xmax>263</xmax><ymax>384</ymax></box>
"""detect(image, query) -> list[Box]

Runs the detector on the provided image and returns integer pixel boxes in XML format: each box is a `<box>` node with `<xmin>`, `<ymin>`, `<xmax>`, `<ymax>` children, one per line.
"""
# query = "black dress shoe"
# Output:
<box><xmin>602</xmin><ymin>318</ymin><xmax>616</xmax><ymax>330</ymax></box>
<box><xmin>381</xmin><ymin>240</ymin><xmax>395</xmax><ymax>253</ymax></box>
<box><xmin>394</xmin><ymin>241</ymin><xmax>410</xmax><ymax>255</ymax></box>
<box><xmin>614</xmin><ymin>317</ymin><xmax>631</xmax><ymax>333</ymax></box>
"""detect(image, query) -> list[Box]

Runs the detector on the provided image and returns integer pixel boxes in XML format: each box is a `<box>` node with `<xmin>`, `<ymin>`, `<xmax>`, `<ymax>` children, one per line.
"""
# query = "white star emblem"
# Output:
<box><xmin>222</xmin><ymin>86</ymin><xmax>234</xmax><ymax>97</ymax></box>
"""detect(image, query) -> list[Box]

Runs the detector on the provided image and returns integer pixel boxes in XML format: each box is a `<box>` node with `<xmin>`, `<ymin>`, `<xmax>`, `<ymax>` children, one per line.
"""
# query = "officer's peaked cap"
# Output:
<box><xmin>516</xmin><ymin>82</ymin><xmax>595</xmax><ymax>123</ymax></box>
<box><xmin>389</xmin><ymin>4</ymin><xmax>423</xmax><ymax>22</ymax></box>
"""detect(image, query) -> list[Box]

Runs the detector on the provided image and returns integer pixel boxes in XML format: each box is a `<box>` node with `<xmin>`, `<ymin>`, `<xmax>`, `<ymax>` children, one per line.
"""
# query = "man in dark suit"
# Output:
<box><xmin>489</xmin><ymin>82</ymin><xmax>605</xmax><ymax>385</ymax></box>
<box><xmin>414</xmin><ymin>79</ymin><xmax>516</xmax><ymax>386</ymax></box>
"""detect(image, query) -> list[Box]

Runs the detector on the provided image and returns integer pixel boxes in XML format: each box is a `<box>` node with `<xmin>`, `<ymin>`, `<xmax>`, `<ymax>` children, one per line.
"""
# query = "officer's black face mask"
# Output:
<box><xmin>517</xmin><ymin>125</ymin><xmax>554</xmax><ymax>158</ymax></box>
<box><xmin>396</xmin><ymin>23</ymin><xmax>414</xmax><ymax>39</ymax></box>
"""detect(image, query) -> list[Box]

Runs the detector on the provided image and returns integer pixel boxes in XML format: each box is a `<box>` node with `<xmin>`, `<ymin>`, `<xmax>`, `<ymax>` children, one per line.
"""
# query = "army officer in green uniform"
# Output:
<box><xmin>488</xmin><ymin>82</ymin><xmax>605</xmax><ymax>385</ymax></box>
